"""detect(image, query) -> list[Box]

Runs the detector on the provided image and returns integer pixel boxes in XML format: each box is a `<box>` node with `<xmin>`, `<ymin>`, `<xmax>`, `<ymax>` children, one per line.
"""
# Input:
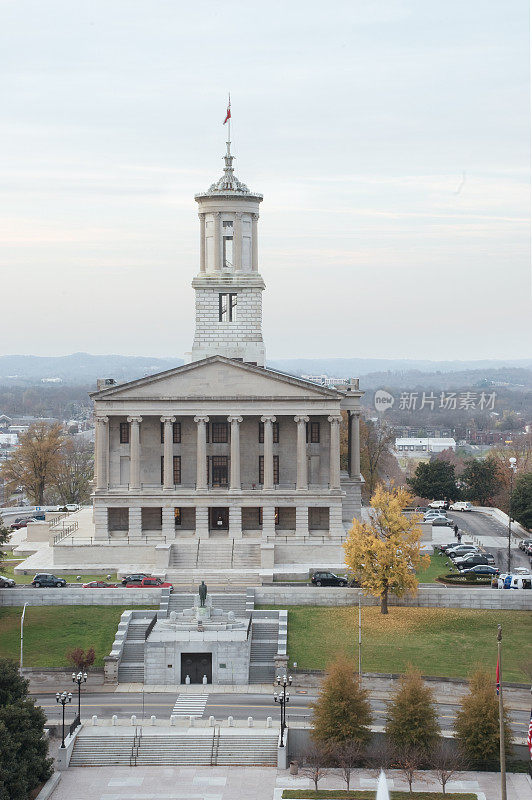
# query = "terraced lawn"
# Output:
<box><xmin>258</xmin><ymin>605</ymin><xmax>531</xmax><ymax>681</ymax></box>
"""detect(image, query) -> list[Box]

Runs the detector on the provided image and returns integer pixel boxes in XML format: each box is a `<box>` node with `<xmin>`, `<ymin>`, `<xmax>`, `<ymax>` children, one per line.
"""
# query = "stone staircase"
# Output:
<box><xmin>248</xmin><ymin>614</ymin><xmax>279</xmax><ymax>684</ymax></box>
<box><xmin>117</xmin><ymin>617</ymin><xmax>154</xmax><ymax>684</ymax></box>
<box><xmin>168</xmin><ymin>540</ymin><xmax>261</xmax><ymax>571</ymax></box>
<box><xmin>70</xmin><ymin>731</ymin><xmax>279</xmax><ymax>766</ymax></box>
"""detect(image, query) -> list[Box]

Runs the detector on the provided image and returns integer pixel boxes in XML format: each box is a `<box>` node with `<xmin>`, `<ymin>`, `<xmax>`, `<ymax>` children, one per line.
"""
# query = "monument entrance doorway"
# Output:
<box><xmin>181</xmin><ymin>653</ymin><xmax>212</xmax><ymax>684</ymax></box>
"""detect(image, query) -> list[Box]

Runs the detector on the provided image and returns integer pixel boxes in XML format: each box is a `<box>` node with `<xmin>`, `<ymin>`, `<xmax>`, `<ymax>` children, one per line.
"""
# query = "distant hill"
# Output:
<box><xmin>0</xmin><ymin>353</ymin><xmax>530</xmax><ymax>387</ymax></box>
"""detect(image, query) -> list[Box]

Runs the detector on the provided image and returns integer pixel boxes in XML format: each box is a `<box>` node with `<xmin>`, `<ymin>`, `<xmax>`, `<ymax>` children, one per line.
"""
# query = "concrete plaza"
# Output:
<box><xmin>47</xmin><ymin>765</ymin><xmax>532</xmax><ymax>800</ymax></box>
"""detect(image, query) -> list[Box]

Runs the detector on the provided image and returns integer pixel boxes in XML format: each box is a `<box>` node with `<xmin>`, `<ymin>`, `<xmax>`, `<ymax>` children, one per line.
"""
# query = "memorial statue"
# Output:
<box><xmin>198</xmin><ymin>580</ymin><xmax>208</xmax><ymax>608</ymax></box>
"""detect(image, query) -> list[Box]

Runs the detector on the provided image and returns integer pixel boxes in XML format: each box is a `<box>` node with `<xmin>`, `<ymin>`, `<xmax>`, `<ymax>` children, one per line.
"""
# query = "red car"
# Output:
<box><xmin>82</xmin><ymin>581</ymin><xmax>118</xmax><ymax>588</ymax></box>
<box><xmin>125</xmin><ymin>577</ymin><xmax>173</xmax><ymax>592</ymax></box>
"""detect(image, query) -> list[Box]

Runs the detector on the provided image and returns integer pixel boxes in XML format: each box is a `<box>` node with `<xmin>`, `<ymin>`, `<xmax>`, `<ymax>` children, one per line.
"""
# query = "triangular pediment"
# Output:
<box><xmin>90</xmin><ymin>356</ymin><xmax>342</xmax><ymax>401</ymax></box>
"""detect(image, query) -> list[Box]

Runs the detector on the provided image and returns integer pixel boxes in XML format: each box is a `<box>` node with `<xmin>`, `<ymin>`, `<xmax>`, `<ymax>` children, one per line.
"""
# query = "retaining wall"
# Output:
<box><xmin>0</xmin><ymin>588</ymin><xmax>162</xmax><ymax>606</ymax></box>
<box><xmin>254</xmin><ymin>586</ymin><xmax>532</xmax><ymax>610</ymax></box>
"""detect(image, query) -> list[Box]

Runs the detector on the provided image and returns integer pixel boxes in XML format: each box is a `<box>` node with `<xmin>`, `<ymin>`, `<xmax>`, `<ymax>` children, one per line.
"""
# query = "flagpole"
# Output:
<box><xmin>497</xmin><ymin>625</ymin><xmax>507</xmax><ymax>800</ymax></box>
<box><xmin>227</xmin><ymin>92</ymin><xmax>231</xmax><ymax>150</ymax></box>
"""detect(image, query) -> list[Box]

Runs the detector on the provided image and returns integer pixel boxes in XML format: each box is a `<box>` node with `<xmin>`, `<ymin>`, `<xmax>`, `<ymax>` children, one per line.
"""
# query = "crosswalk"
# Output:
<box><xmin>172</xmin><ymin>693</ymin><xmax>208</xmax><ymax>717</ymax></box>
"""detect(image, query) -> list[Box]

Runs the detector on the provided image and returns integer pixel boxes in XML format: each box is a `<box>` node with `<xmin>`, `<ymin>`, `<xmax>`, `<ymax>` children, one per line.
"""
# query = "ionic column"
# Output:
<box><xmin>95</xmin><ymin>416</ymin><xmax>109</xmax><ymax>490</ymax></box>
<box><xmin>261</xmin><ymin>506</ymin><xmax>276</xmax><ymax>539</ymax></box>
<box><xmin>214</xmin><ymin>212</ymin><xmax>221</xmax><ymax>271</ymax></box>
<box><xmin>261</xmin><ymin>415</ymin><xmax>276</xmax><ymax>489</ymax></box>
<box><xmin>251</xmin><ymin>213</ymin><xmax>258</xmax><ymax>271</ymax></box>
<box><xmin>228</xmin><ymin>416</ymin><xmax>243</xmax><ymax>490</ymax></box>
<box><xmin>328</xmin><ymin>415</ymin><xmax>342</xmax><ymax>489</ymax></box>
<box><xmin>199</xmin><ymin>213</ymin><xmax>206</xmax><ymax>273</ymax></box>
<box><xmin>162</xmin><ymin>507</ymin><xmax>175</xmax><ymax>538</ymax></box>
<box><xmin>294</xmin><ymin>415</ymin><xmax>309</xmax><ymax>490</ymax></box>
<box><xmin>349</xmin><ymin>411</ymin><xmax>361</xmax><ymax>479</ymax></box>
<box><xmin>129</xmin><ymin>507</ymin><xmax>142</xmax><ymax>538</ymax></box>
<box><xmin>161</xmin><ymin>416</ymin><xmax>176</xmax><ymax>490</ymax></box>
<box><xmin>194</xmin><ymin>416</ymin><xmax>209</xmax><ymax>489</ymax></box>
<box><xmin>196</xmin><ymin>507</ymin><xmax>209</xmax><ymax>538</ymax></box>
<box><xmin>127</xmin><ymin>416</ymin><xmax>142</xmax><ymax>490</ymax></box>
<box><xmin>233</xmin><ymin>212</ymin><xmax>242</xmax><ymax>271</ymax></box>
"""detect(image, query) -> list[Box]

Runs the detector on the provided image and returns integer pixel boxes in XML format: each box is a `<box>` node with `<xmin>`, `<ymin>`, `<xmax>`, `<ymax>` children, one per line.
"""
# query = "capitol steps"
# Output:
<box><xmin>168</xmin><ymin>540</ymin><xmax>261</xmax><ymax>571</ymax></box>
<box><xmin>70</xmin><ymin>732</ymin><xmax>279</xmax><ymax>766</ymax></box>
<box><xmin>167</xmin><ymin>593</ymin><xmax>248</xmax><ymax>616</ymax></box>
<box><xmin>117</xmin><ymin>616</ymin><xmax>155</xmax><ymax>684</ymax></box>
<box><xmin>248</xmin><ymin>615</ymin><xmax>279</xmax><ymax>684</ymax></box>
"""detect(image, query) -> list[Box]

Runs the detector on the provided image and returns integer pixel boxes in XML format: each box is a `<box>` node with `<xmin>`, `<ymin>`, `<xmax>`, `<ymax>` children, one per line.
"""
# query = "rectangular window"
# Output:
<box><xmin>258</xmin><ymin>421</ymin><xmax>279</xmax><ymax>443</ymax></box>
<box><xmin>223</xmin><ymin>236</ymin><xmax>233</xmax><ymax>268</ymax></box>
<box><xmin>259</xmin><ymin>455</ymin><xmax>279</xmax><ymax>484</ymax></box>
<box><xmin>173</xmin><ymin>456</ymin><xmax>181</xmax><ymax>485</ymax></box>
<box><xmin>219</xmin><ymin>292</ymin><xmax>237</xmax><ymax>322</ymax></box>
<box><xmin>211</xmin><ymin>422</ymin><xmax>228</xmax><ymax>443</ymax></box>
<box><xmin>222</xmin><ymin>220</ymin><xmax>233</xmax><ymax>228</ymax></box>
<box><xmin>119</xmin><ymin>422</ymin><xmax>130</xmax><ymax>444</ymax></box>
<box><xmin>174</xmin><ymin>507</ymin><xmax>182</xmax><ymax>526</ymax></box>
<box><xmin>306</xmin><ymin>421</ymin><xmax>320</xmax><ymax>443</ymax></box>
<box><xmin>160</xmin><ymin>421</ymin><xmax>181</xmax><ymax>443</ymax></box>
<box><xmin>211</xmin><ymin>456</ymin><xmax>228</xmax><ymax>487</ymax></box>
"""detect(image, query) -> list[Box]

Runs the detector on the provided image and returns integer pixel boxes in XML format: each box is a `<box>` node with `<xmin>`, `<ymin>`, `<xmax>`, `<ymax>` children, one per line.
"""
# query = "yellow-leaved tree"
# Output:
<box><xmin>343</xmin><ymin>485</ymin><xmax>428</xmax><ymax>614</ymax></box>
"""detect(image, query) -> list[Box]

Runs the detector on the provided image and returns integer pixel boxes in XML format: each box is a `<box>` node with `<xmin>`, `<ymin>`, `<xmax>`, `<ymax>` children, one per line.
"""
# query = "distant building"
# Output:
<box><xmin>301</xmin><ymin>374</ymin><xmax>348</xmax><ymax>387</ymax></box>
<box><xmin>41</xmin><ymin>377</ymin><xmax>63</xmax><ymax>383</ymax></box>
<box><xmin>395</xmin><ymin>437</ymin><xmax>456</xmax><ymax>455</ymax></box>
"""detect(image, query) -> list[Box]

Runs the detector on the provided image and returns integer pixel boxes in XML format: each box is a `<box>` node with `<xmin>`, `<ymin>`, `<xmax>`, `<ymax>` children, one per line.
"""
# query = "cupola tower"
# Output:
<box><xmin>187</xmin><ymin>132</ymin><xmax>265</xmax><ymax>366</ymax></box>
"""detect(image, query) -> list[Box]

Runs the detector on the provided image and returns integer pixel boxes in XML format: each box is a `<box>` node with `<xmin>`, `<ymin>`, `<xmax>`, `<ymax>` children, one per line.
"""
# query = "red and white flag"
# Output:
<box><xmin>224</xmin><ymin>98</ymin><xmax>231</xmax><ymax>125</ymax></box>
<box><xmin>527</xmin><ymin>710</ymin><xmax>532</xmax><ymax>758</ymax></box>
<box><xmin>496</xmin><ymin>657</ymin><xmax>500</xmax><ymax>695</ymax></box>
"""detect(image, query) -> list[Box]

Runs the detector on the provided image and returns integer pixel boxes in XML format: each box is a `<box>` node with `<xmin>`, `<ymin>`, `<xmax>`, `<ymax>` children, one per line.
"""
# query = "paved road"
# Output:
<box><xmin>446</xmin><ymin>510</ymin><xmax>530</xmax><ymax>572</ymax></box>
<box><xmin>32</xmin><ymin>691</ymin><xmax>530</xmax><ymax>738</ymax></box>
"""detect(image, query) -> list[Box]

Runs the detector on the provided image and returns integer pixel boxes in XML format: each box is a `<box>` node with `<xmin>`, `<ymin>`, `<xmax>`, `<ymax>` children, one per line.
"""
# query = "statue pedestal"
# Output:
<box><xmin>195</xmin><ymin>606</ymin><xmax>211</xmax><ymax>623</ymax></box>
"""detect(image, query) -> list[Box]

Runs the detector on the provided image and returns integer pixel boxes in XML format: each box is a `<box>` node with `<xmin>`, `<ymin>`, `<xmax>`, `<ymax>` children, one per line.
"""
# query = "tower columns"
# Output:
<box><xmin>251</xmin><ymin>213</ymin><xmax>258</xmax><ymax>271</ymax></box>
<box><xmin>294</xmin><ymin>415</ymin><xmax>310</xmax><ymax>490</ymax></box>
<box><xmin>233</xmin><ymin>212</ymin><xmax>242</xmax><ymax>271</ymax></box>
<box><xmin>194</xmin><ymin>415</ymin><xmax>209</xmax><ymax>489</ymax></box>
<box><xmin>214</xmin><ymin>212</ymin><xmax>221</xmax><ymax>271</ymax></box>
<box><xmin>199</xmin><ymin>213</ymin><xmax>206</xmax><ymax>273</ymax></box>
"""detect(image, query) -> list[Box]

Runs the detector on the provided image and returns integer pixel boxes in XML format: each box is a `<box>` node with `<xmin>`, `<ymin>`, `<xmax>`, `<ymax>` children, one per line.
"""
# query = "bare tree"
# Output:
<box><xmin>331</xmin><ymin>739</ymin><xmax>364</xmax><ymax>791</ymax></box>
<box><xmin>1</xmin><ymin>422</ymin><xmax>64</xmax><ymax>505</ymax></box>
<box><xmin>53</xmin><ymin>437</ymin><xmax>94</xmax><ymax>504</ymax></box>
<box><xmin>432</xmin><ymin>740</ymin><xmax>464</xmax><ymax>795</ymax></box>
<box><xmin>360</xmin><ymin>419</ymin><xmax>395</xmax><ymax>497</ymax></box>
<box><xmin>392</xmin><ymin>744</ymin><xmax>424</xmax><ymax>796</ymax></box>
<box><xmin>299</xmin><ymin>742</ymin><xmax>329</xmax><ymax>791</ymax></box>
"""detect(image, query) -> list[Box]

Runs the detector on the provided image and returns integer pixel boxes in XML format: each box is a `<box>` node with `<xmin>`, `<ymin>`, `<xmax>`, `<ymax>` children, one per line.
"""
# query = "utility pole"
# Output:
<box><xmin>497</xmin><ymin>625</ymin><xmax>507</xmax><ymax>800</ymax></box>
<box><xmin>507</xmin><ymin>458</ymin><xmax>517</xmax><ymax>573</ymax></box>
<box><xmin>358</xmin><ymin>594</ymin><xmax>362</xmax><ymax>678</ymax></box>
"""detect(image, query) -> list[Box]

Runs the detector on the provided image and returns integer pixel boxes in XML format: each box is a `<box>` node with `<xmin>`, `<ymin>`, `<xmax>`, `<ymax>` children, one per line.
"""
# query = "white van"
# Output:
<box><xmin>497</xmin><ymin>574</ymin><xmax>532</xmax><ymax>590</ymax></box>
<box><xmin>450</xmin><ymin>501</ymin><xmax>472</xmax><ymax>512</ymax></box>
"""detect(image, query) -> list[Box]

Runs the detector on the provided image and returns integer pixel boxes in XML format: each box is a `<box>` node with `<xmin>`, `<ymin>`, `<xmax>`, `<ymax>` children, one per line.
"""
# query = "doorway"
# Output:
<box><xmin>181</xmin><ymin>653</ymin><xmax>212</xmax><ymax>684</ymax></box>
<box><xmin>210</xmin><ymin>507</ymin><xmax>229</xmax><ymax>530</ymax></box>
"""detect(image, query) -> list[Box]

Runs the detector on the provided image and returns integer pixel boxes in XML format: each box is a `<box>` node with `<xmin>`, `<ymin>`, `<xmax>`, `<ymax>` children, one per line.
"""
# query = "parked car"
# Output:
<box><xmin>450</xmin><ymin>501</ymin><xmax>472</xmax><ymax>512</ymax></box>
<box><xmin>461</xmin><ymin>565</ymin><xmax>499</xmax><ymax>577</ymax></box>
<box><xmin>439</xmin><ymin>542</ymin><xmax>465</xmax><ymax>553</ymax></box>
<box><xmin>31</xmin><ymin>573</ymin><xmax>67</xmax><ymax>588</ymax></box>
<box><xmin>10</xmin><ymin>517</ymin><xmax>38</xmax><ymax>530</ymax></box>
<box><xmin>415</xmin><ymin>507</ymin><xmax>430</xmax><ymax>514</ymax></box>
<box><xmin>125</xmin><ymin>577</ymin><xmax>174</xmax><ymax>592</ymax></box>
<box><xmin>423</xmin><ymin>513</ymin><xmax>447</xmax><ymax>523</ymax></box>
<box><xmin>0</xmin><ymin>575</ymin><xmax>16</xmax><ymax>588</ymax></box>
<box><xmin>311</xmin><ymin>571</ymin><xmax>348</xmax><ymax>587</ymax></box>
<box><xmin>121</xmin><ymin>573</ymin><xmax>151</xmax><ymax>586</ymax></box>
<box><xmin>428</xmin><ymin>500</ymin><xmax>449</xmax><ymax>509</ymax></box>
<box><xmin>518</xmin><ymin>539</ymin><xmax>532</xmax><ymax>551</ymax></box>
<box><xmin>431</xmin><ymin>517</ymin><xmax>454</xmax><ymax>527</ymax></box>
<box><xmin>447</xmin><ymin>545</ymin><xmax>479</xmax><ymax>558</ymax></box>
<box><xmin>455</xmin><ymin>554</ymin><xmax>495</xmax><ymax>570</ymax></box>
<box><xmin>82</xmin><ymin>581</ymin><xmax>117</xmax><ymax>588</ymax></box>
<box><xmin>65</xmin><ymin>504</ymin><xmax>80</xmax><ymax>512</ymax></box>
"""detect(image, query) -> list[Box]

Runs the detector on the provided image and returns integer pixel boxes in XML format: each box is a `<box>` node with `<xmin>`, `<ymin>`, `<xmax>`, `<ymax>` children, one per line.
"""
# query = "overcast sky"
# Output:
<box><xmin>1</xmin><ymin>0</ymin><xmax>530</xmax><ymax>361</ymax></box>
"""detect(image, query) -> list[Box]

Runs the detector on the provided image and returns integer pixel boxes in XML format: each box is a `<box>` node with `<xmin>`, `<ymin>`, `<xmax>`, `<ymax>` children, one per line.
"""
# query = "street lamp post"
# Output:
<box><xmin>72</xmin><ymin>670</ymin><xmax>87</xmax><ymax>721</ymax></box>
<box><xmin>56</xmin><ymin>691</ymin><xmax>72</xmax><ymax>749</ymax></box>
<box><xmin>20</xmin><ymin>603</ymin><xmax>28</xmax><ymax>673</ymax></box>
<box><xmin>497</xmin><ymin>625</ymin><xmax>507</xmax><ymax>800</ymax></box>
<box><xmin>273</xmin><ymin>674</ymin><xmax>292</xmax><ymax>747</ymax></box>
<box><xmin>507</xmin><ymin>457</ymin><xmax>517</xmax><ymax>573</ymax></box>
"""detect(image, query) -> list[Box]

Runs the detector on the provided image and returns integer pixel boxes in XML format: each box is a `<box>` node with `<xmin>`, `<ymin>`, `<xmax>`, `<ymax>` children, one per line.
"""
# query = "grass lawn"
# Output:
<box><xmin>258</xmin><ymin>605</ymin><xmax>532</xmax><ymax>681</ymax></box>
<box><xmin>416</xmin><ymin>554</ymin><xmax>457</xmax><ymax>583</ymax></box>
<box><xmin>0</xmin><ymin>560</ymin><xmax>118</xmax><ymax>584</ymax></box>
<box><xmin>0</xmin><ymin>606</ymin><xmax>157</xmax><ymax>668</ymax></box>
<box><xmin>282</xmin><ymin>792</ymin><xmax>476</xmax><ymax>799</ymax></box>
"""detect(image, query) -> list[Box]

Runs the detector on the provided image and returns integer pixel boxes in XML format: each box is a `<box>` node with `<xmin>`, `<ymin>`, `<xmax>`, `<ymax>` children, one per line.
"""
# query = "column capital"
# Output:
<box><xmin>127</xmin><ymin>416</ymin><xmax>143</xmax><ymax>424</ymax></box>
<box><xmin>234</xmin><ymin>211</ymin><xmax>243</xmax><ymax>219</ymax></box>
<box><xmin>160</xmin><ymin>416</ymin><xmax>177</xmax><ymax>424</ymax></box>
<box><xmin>251</xmin><ymin>212</ymin><xmax>259</xmax><ymax>221</ymax></box>
<box><xmin>260</xmin><ymin>415</ymin><xmax>277</xmax><ymax>423</ymax></box>
<box><xmin>194</xmin><ymin>415</ymin><xmax>210</xmax><ymax>424</ymax></box>
<box><xmin>227</xmin><ymin>415</ymin><xmax>243</xmax><ymax>424</ymax></box>
<box><xmin>351</xmin><ymin>409</ymin><xmax>361</xmax><ymax>417</ymax></box>
<box><xmin>294</xmin><ymin>415</ymin><xmax>310</xmax><ymax>424</ymax></box>
<box><xmin>96</xmin><ymin>416</ymin><xmax>109</xmax><ymax>424</ymax></box>
<box><xmin>327</xmin><ymin>415</ymin><xmax>342</xmax><ymax>424</ymax></box>
<box><xmin>198</xmin><ymin>211</ymin><xmax>206</xmax><ymax>219</ymax></box>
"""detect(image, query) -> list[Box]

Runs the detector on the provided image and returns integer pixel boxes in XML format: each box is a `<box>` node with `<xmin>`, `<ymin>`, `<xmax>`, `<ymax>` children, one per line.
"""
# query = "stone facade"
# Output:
<box><xmin>87</xmin><ymin>137</ymin><xmax>364</xmax><ymax>572</ymax></box>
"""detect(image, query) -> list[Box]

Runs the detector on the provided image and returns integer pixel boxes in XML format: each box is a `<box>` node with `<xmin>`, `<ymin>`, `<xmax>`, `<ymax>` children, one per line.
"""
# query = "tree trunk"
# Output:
<box><xmin>380</xmin><ymin>586</ymin><xmax>389</xmax><ymax>615</ymax></box>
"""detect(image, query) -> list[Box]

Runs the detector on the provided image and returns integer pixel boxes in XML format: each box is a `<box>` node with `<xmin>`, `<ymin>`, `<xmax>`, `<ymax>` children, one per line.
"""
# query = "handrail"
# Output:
<box><xmin>69</xmin><ymin>713</ymin><xmax>81</xmax><ymax>736</ymax></box>
<box><xmin>49</xmin><ymin>512</ymin><xmax>72</xmax><ymax>528</ymax></box>
<box><xmin>144</xmin><ymin>614</ymin><xmax>157</xmax><ymax>640</ymax></box>
<box><xmin>53</xmin><ymin>521</ymin><xmax>79</xmax><ymax>544</ymax></box>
